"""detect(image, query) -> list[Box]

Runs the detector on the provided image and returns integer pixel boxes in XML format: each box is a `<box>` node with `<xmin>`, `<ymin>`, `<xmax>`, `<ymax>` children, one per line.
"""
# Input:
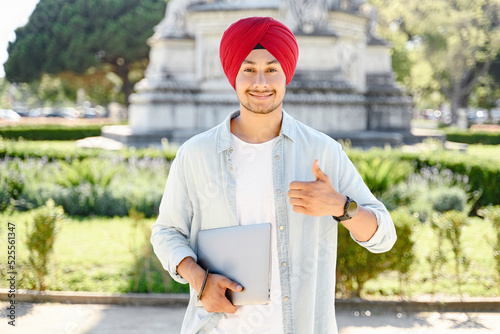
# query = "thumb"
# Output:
<box><xmin>312</xmin><ymin>159</ymin><xmax>328</xmax><ymax>181</ymax></box>
<box><xmin>224</xmin><ymin>278</ymin><xmax>243</xmax><ymax>292</ymax></box>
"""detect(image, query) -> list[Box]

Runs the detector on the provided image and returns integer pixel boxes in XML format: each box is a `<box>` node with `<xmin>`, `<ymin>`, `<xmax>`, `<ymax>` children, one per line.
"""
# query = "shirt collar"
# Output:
<box><xmin>217</xmin><ymin>109</ymin><xmax>296</xmax><ymax>153</ymax></box>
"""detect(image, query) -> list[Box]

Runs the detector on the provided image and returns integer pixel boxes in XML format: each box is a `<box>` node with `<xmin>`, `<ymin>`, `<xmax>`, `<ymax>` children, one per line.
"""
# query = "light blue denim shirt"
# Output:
<box><xmin>151</xmin><ymin>110</ymin><xmax>396</xmax><ymax>334</ymax></box>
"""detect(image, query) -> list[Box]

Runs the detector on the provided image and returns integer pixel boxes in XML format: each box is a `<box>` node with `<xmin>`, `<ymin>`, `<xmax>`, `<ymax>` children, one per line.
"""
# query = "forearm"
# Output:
<box><xmin>176</xmin><ymin>257</ymin><xmax>206</xmax><ymax>293</ymax></box>
<box><xmin>340</xmin><ymin>205</ymin><xmax>378</xmax><ymax>242</ymax></box>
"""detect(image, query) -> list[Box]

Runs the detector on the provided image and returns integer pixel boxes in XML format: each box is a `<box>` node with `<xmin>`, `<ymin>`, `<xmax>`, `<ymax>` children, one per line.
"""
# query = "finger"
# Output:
<box><xmin>289</xmin><ymin>197</ymin><xmax>305</xmax><ymax>206</ymax></box>
<box><xmin>287</xmin><ymin>189</ymin><xmax>304</xmax><ymax>199</ymax></box>
<box><xmin>292</xmin><ymin>205</ymin><xmax>307</xmax><ymax>214</ymax></box>
<box><xmin>289</xmin><ymin>181</ymin><xmax>308</xmax><ymax>190</ymax></box>
<box><xmin>312</xmin><ymin>159</ymin><xmax>328</xmax><ymax>181</ymax></box>
<box><xmin>222</xmin><ymin>277</ymin><xmax>243</xmax><ymax>292</ymax></box>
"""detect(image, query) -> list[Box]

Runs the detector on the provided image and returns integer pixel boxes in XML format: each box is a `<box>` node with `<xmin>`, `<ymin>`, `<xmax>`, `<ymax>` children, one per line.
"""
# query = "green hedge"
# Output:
<box><xmin>0</xmin><ymin>124</ymin><xmax>102</xmax><ymax>141</ymax></box>
<box><xmin>0</xmin><ymin>139</ymin><xmax>177</xmax><ymax>161</ymax></box>
<box><xmin>348</xmin><ymin>148</ymin><xmax>500</xmax><ymax>208</ymax></box>
<box><xmin>446</xmin><ymin>130</ymin><xmax>500</xmax><ymax>145</ymax></box>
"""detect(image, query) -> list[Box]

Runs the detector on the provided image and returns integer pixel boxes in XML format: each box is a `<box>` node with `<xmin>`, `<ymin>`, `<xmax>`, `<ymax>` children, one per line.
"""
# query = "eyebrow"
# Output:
<box><xmin>242</xmin><ymin>59</ymin><xmax>280</xmax><ymax>65</ymax></box>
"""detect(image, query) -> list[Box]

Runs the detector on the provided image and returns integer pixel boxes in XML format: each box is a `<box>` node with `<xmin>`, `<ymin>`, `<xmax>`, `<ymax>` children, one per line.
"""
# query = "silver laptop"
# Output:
<box><xmin>195</xmin><ymin>223</ymin><xmax>271</xmax><ymax>306</ymax></box>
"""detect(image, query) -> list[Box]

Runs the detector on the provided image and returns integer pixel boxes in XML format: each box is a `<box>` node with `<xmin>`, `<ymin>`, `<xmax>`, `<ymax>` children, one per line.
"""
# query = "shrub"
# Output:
<box><xmin>431</xmin><ymin>186</ymin><xmax>468</xmax><ymax>213</ymax></box>
<box><xmin>25</xmin><ymin>199</ymin><xmax>65</xmax><ymax>291</ymax></box>
<box><xmin>387</xmin><ymin>208</ymin><xmax>417</xmax><ymax>296</ymax></box>
<box><xmin>0</xmin><ymin>138</ymin><xmax>177</xmax><ymax>161</ymax></box>
<box><xmin>336</xmin><ymin>226</ymin><xmax>391</xmax><ymax>298</ymax></box>
<box><xmin>354</xmin><ymin>157</ymin><xmax>414</xmax><ymax>198</ymax></box>
<box><xmin>431</xmin><ymin>211</ymin><xmax>470</xmax><ymax>296</ymax></box>
<box><xmin>0</xmin><ymin>124</ymin><xmax>102</xmax><ymax>141</ymax></box>
<box><xmin>0</xmin><ymin>164</ymin><xmax>25</xmax><ymax>211</ymax></box>
<box><xmin>349</xmin><ymin>145</ymin><xmax>499</xmax><ymax>209</ymax></box>
<box><xmin>446</xmin><ymin>130</ymin><xmax>500</xmax><ymax>145</ymax></box>
<box><xmin>481</xmin><ymin>206</ymin><xmax>500</xmax><ymax>283</ymax></box>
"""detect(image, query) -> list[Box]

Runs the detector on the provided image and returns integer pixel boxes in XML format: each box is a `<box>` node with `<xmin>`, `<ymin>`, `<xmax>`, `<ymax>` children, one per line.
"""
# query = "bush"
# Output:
<box><xmin>0</xmin><ymin>138</ymin><xmax>177</xmax><ymax>161</ymax></box>
<box><xmin>0</xmin><ymin>161</ymin><xmax>25</xmax><ymax>211</ymax></box>
<box><xmin>387</xmin><ymin>208</ymin><xmax>417</xmax><ymax>295</ymax></box>
<box><xmin>481</xmin><ymin>206</ymin><xmax>500</xmax><ymax>282</ymax></box>
<box><xmin>348</xmin><ymin>146</ymin><xmax>500</xmax><ymax>209</ymax></box>
<box><xmin>446</xmin><ymin>130</ymin><xmax>500</xmax><ymax>145</ymax></box>
<box><xmin>354</xmin><ymin>157</ymin><xmax>414</xmax><ymax>198</ymax></box>
<box><xmin>0</xmin><ymin>124</ymin><xmax>102</xmax><ymax>141</ymax></box>
<box><xmin>431</xmin><ymin>186</ymin><xmax>468</xmax><ymax>213</ymax></box>
<box><xmin>433</xmin><ymin>211</ymin><xmax>470</xmax><ymax>295</ymax></box>
<box><xmin>336</xmin><ymin>226</ymin><xmax>391</xmax><ymax>298</ymax></box>
<box><xmin>8</xmin><ymin>157</ymin><xmax>168</xmax><ymax>218</ymax></box>
<box><xmin>25</xmin><ymin>199</ymin><xmax>65</xmax><ymax>290</ymax></box>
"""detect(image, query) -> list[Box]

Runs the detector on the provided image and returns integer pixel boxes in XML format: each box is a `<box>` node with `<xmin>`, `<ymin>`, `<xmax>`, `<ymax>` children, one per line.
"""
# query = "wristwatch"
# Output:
<box><xmin>332</xmin><ymin>196</ymin><xmax>358</xmax><ymax>222</ymax></box>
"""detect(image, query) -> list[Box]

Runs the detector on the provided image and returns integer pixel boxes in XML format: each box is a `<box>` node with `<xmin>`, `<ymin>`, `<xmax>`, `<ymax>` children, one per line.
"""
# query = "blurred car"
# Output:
<box><xmin>28</xmin><ymin>107</ymin><xmax>80</xmax><ymax>119</ymax></box>
<box><xmin>0</xmin><ymin>109</ymin><xmax>21</xmax><ymax>121</ymax></box>
<box><xmin>468</xmin><ymin>110</ymin><xmax>488</xmax><ymax>125</ymax></box>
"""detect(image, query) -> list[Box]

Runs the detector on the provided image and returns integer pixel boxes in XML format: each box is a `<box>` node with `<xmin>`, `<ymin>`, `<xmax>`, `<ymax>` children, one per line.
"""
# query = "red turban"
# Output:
<box><xmin>219</xmin><ymin>17</ymin><xmax>299</xmax><ymax>89</ymax></box>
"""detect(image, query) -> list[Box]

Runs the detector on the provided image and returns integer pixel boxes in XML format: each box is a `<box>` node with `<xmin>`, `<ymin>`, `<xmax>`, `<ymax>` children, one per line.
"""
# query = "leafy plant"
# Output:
<box><xmin>387</xmin><ymin>208</ymin><xmax>417</xmax><ymax>297</ymax></box>
<box><xmin>25</xmin><ymin>199</ymin><xmax>64</xmax><ymax>290</ymax></box>
<box><xmin>481</xmin><ymin>206</ymin><xmax>500</xmax><ymax>283</ymax></box>
<box><xmin>355</xmin><ymin>157</ymin><xmax>414</xmax><ymax>198</ymax></box>
<box><xmin>431</xmin><ymin>186</ymin><xmax>468</xmax><ymax>213</ymax></box>
<box><xmin>55</xmin><ymin>159</ymin><xmax>119</xmax><ymax>188</ymax></box>
<box><xmin>431</xmin><ymin>211</ymin><xmax>470</xmax><ymax>296</ymax></box>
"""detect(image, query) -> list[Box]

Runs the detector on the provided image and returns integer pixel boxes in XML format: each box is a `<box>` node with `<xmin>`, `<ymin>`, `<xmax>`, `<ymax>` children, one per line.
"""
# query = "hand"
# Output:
<box><xmin>199</xmin><ymin>273</ymin><xmax>243</xmax><ymax>313</ymax></box>
<box><xmin>288</xmin><ymin>159</ymin><xmax>346</xmax><ymax>217</ymax></box>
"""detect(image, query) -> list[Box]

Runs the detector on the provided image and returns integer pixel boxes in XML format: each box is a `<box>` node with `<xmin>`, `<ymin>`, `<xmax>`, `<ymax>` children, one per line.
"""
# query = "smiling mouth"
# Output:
<box><xmin>248</xmin><ymin>91</ymin><xmax>273</xmax><ymax>99</ymax></box>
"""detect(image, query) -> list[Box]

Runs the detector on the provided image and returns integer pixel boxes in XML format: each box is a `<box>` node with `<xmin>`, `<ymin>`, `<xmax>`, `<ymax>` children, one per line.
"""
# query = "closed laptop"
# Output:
<box><xmin>195</xmin><ymin>223</ymin><xmax>271</xmax><ymax>306</ymax></box>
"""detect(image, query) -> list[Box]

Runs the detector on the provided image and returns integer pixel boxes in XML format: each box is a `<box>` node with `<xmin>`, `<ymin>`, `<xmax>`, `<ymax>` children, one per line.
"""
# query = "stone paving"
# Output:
<box><xmin>1</xmin><ymin>302</ymin><xmax>500</xmax><ymax>334</ymax></box>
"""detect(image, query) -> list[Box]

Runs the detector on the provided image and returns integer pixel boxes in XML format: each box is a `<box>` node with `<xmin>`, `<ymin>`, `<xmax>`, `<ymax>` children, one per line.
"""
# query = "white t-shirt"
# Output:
<box><xmin>212</xmin><ymin>134</ymin><xmax>284</xmax><ymax>334</ymax></box>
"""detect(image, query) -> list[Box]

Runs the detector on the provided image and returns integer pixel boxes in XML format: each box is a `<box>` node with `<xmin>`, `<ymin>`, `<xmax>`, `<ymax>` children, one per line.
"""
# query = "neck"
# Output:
<box><xmin>230</xmin><ymin>107</ymin><xmax>283</xmax><ymax>144</ymax></box>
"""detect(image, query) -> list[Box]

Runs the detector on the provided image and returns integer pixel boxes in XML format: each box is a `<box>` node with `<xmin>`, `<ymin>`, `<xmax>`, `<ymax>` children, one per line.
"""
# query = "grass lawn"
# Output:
<box><xmin>363</xmin><ymin>217</ymin><xmax>499</xmax><ymax>298</ymax></box>
<box><xmin>466</xmin><ymin>144</ymin><xmax>500</xmax><ymax>161</ymax></box>
<box><xmin>1</xmin><ymin>210</ymin><xmax>498</xmax><ymax>298</ymax></box>
<box><xmin>0</xmin><ymin>211</ymin><xmax>187</xmax><ymax>294</ymax></box>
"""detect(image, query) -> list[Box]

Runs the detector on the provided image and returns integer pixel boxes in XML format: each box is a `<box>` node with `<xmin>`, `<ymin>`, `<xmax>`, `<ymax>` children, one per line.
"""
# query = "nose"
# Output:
<box><xmin>253</xmin><ymin>70</ymin><xmax>269</xmax><ymax>88</ymax></box>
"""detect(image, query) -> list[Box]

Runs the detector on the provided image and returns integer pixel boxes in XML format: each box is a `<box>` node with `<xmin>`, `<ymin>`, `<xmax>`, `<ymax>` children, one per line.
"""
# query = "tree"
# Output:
<box><xmin>4</xmin><ymin>0</ymin><xmax>166</xmax><ymax>106</ymax></box>
<box><xmin>370</xmin><ymin>0</ymin><xmax>500</xmax><ymax>125</ymax></box>
<box><xmin>469</xmin><ymin>74</ymin><xmax>499</xmax><ymax>123</ymax></box>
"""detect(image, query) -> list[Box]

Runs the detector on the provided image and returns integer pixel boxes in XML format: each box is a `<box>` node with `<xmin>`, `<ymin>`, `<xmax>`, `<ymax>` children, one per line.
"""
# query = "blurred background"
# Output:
<box><xmin>0</xmin><ymin>0</ymin><xmax>499</xmax><ymax>305</ymax></box>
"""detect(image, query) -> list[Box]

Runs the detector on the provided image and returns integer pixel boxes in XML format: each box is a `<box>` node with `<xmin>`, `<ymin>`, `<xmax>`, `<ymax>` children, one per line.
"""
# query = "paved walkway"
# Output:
<box><xmin>1</xmin><ymin>302</ymin><xmax>499</xmax><ymax>334</ymax></box>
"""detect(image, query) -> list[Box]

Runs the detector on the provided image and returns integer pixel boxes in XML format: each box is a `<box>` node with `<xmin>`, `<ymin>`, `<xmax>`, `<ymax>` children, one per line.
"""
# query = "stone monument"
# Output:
<box><xmin>102</xmin><ymin>0</ymin><xmax>413</xmax><ymax>147</ymax></box>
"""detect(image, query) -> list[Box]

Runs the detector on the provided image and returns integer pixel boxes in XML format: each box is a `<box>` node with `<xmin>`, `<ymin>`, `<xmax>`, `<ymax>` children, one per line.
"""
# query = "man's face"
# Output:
<box><xmin>235</xmin><ymin>49</ymin><xmax>287</xmax><ymax>115</ymax></box>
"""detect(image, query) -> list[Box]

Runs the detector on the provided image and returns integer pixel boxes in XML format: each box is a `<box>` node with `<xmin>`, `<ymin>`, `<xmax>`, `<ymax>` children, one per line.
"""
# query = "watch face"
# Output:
<box><xmin>347</xmin><ymin>200</ymin><xmax>358</xmax><ymax>217</ymax></box>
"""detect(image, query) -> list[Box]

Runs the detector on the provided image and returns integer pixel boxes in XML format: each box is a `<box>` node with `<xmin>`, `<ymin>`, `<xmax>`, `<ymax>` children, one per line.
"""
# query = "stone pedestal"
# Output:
<box><xmin>102</xmin><ymin>0</ymin><xmax>413</xmax><ymax>147</ymax></box>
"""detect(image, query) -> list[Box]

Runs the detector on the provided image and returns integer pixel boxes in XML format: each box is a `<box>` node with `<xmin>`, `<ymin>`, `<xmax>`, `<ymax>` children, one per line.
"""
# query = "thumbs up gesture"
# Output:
<box><xmin>288</xmin><ymin>160</ymin><xmax>346</xmax><ymax>217</ymax></box>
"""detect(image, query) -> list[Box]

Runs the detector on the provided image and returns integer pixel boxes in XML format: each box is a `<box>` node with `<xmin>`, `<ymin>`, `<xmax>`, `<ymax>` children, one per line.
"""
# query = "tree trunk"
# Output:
<box><xmin>115</xmin><ymin>64</ymin><xmax>133</xmax><ymax>107</ymax></box>
<box><xmin>450</xmin><ymin>88</ymin><xmax>461</xmax><ymax>126</ymax></box>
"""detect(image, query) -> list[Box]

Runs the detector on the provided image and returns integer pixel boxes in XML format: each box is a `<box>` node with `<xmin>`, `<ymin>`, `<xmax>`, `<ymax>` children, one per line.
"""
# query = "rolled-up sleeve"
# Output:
<box><xmin>337</xmin><ymin>147</ymin><xmax>397</xmax><ymax>253</ymax></box>
<box><xmin>150</xmin><ymin>149</ymin><xmax>196</xmax><ymax>284</ymax></box>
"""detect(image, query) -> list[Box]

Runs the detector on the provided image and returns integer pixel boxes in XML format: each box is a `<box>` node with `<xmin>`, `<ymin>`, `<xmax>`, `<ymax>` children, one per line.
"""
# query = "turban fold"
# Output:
<box><xmin>219</xmin><ymin>17</ymin><xmax>299</xmax><ymax>89</ymax></box>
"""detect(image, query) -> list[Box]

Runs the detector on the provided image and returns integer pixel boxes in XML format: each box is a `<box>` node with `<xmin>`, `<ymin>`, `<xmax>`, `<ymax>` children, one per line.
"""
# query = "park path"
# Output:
<box><xmin>1</xmin><ymin>302</ymin><xmax>500</xmax><ymax>334</ymax></box>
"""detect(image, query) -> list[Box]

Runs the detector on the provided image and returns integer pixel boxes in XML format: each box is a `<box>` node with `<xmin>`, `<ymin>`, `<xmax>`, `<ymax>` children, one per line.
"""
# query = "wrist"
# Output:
<box><xmin>177</xmin><ymin>257</ymin><xmax>206</xmax><ymax>292</ymax></box>
<box><xmin>331</xmin><ymin>194</ymin><xmax>347</xmax><ymax>217</ymax></box>
<box><xmin>332</xmin><ymin>195</ymin><xmax>358</xmax><ymax>222</ymax></box>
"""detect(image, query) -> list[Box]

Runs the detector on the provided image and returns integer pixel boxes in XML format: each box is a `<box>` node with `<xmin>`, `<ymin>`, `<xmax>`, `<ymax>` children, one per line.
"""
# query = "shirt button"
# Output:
<box><xmin>284</xmin><ymin>296</ymin><xmax>289</xmax><ymax>302</ymax></box>
<box><xmin>229</xmin><ymin>167</ymin><xmax>233</xmax><ymax>171</ymax></box>
<box><xmin>279</xmin><ymin>225</ymin><xmax>284</xmax><ymax>230</ymax></box>
<box><xmin>228</xmin><ymin>201</ymin><xmax>233</xmax><ymax>205</ymax></box>
<box><xmin>276</xmin><ymin>190</ymin><xmax>281</xmax><ymax>195</ymax></box>
<box><xmin>281</xmin><ymin>262</ymin><xmax>286</xmax><ymax>267</ymax></box>
<box><xmin>275</xmin><ymin>155</ymin><xmax>280</xmax><ymax>160</ymax></box>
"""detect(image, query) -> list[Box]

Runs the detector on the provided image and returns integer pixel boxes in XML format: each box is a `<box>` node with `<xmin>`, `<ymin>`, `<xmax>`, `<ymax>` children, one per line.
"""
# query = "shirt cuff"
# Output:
<box><xmin>350</xmin><ymin>207</ymin><xmax>396</xmax><ymax>254</ymax></box>
<box><xmin>167</xmin><ymin>247</ymin><xmax>198</xmax><ymax>284</ymax></box>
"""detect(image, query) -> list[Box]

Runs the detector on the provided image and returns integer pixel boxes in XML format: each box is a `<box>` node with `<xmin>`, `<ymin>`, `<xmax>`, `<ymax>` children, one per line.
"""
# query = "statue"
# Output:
<box><xmin>154</xmin><ymin>0</ymin><xmax>207</xmax><ymax>38</ymax></box>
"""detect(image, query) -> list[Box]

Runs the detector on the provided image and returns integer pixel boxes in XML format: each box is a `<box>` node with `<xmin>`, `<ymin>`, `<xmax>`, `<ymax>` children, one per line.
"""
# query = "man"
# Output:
<box><xmin>151</xmin><ymin>16</ymin><xmax>396</xmax><ymax>334</ymax></box>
